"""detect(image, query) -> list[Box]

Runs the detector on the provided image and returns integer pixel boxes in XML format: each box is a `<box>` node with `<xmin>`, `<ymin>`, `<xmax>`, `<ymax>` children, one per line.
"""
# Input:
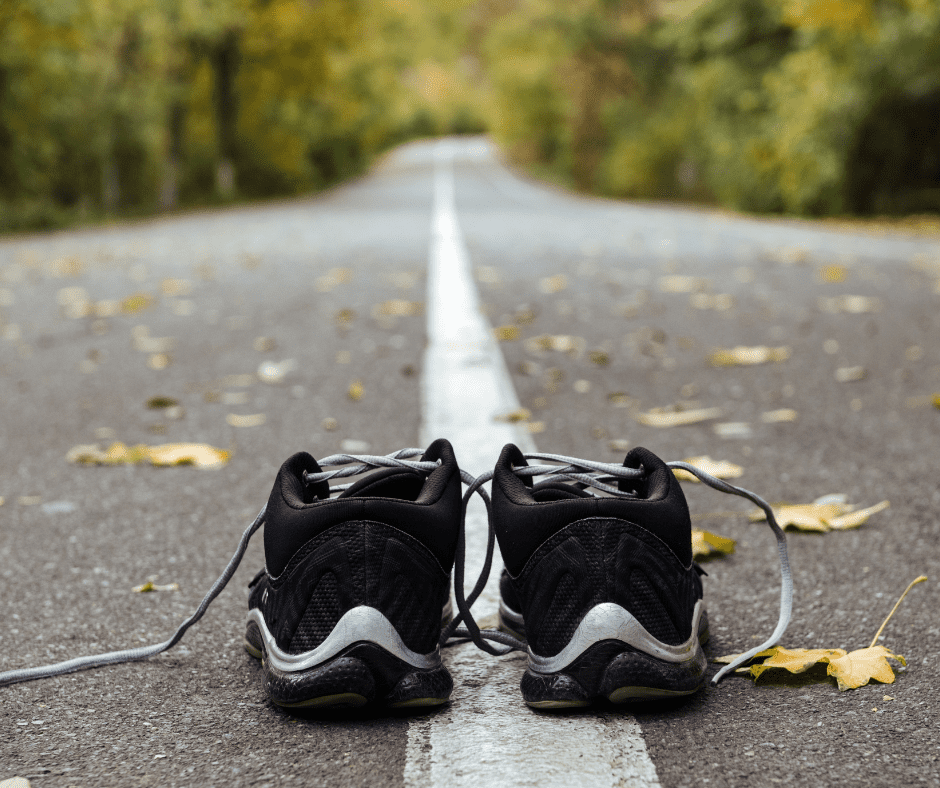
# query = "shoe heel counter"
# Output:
<box><xmin>516</xmin><ymin>518</ymin><xmax>700</xmax><ymax>657</ymax></box>
<box><xmin>265</xmin><ymin>521</ymin><xmax>449</xmax><ymax>656</ymax></box>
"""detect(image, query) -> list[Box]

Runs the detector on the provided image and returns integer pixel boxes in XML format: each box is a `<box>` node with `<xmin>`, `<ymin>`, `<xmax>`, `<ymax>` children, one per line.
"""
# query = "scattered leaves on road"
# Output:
<box><xmin>691</xmin><ymin>530</ymin><xmax>736</xmax><ymax>559</ymax></box>
<box><xmin>748</xmin><ymin>495</ymin><xmax>890</xmax><ymax>532</ymax></box>
<box><xmin>716</xmin><ymin>576</ymin><xmax>926</xmax><ymax>690</ymax></box>
<box><xmin>709</xmin><ymin>346</ymin><xmax>791</xmax><ymax>367</ymax></box>
<box><xmin>673</xmin><ymin>456</ymin><xmax>744</xmax><ymax>482</ymax></box>
<box><xmin>67</xmin><ymin>442</ymin><xmax>230</xmax><ymax>468</ymax></box>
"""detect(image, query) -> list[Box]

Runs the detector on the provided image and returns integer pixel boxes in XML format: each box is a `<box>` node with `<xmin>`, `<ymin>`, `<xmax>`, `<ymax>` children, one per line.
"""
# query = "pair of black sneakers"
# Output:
<box><xmin>0</xmin><ymin>438</ymin><xmax>788</xmax><ymax>701</ymax></box>
<box><xmin>244</xmin><ymin>438</ymin><xmax>709</xmax><ymax>709</ymax></box>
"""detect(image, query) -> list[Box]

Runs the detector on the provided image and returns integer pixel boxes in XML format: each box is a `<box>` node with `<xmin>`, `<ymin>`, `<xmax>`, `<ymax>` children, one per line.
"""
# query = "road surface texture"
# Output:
<box><xmin>1</xmin><ymin>138</ymin><xmax>938</xmax><ymax>787</ymax></box>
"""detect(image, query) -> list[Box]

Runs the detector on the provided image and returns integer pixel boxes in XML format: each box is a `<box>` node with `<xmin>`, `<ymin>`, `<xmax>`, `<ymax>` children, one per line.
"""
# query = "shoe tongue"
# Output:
<box><xmin>531</xmin><ymin>481</ymin><xmax>594</xmax><ymax>501</ymax></box>
<box><xmin>338</xmin><ymin>466</ymin><xmax>425</xmax><ymax>500</ymax></box>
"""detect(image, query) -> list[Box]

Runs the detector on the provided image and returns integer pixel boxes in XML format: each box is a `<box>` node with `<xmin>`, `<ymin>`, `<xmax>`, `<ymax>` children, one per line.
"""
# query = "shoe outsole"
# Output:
<box><xmin>509</xmin><ymin>611</ymin><xmax>709</xmax><ymax>709</ymax></box>
<box><xmin>245</xmin><ymin>620</ymin><xmax>452</xmax><ymax>709</ymax></box>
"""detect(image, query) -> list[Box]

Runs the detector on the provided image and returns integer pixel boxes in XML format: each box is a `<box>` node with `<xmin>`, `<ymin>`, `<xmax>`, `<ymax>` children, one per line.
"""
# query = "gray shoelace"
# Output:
<box><xmin>447</xmin><ymin>453</ymin><xmax>792</xmax><ymax>686</ymax></box>
<box><xmin>0</xmin><ymin>449</ymin><xmax>456</xmax><ymax>688</ymax></box>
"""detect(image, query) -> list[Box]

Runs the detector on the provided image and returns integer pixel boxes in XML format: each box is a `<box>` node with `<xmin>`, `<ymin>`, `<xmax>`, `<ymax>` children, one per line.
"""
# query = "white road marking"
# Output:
<box><xmin>408</xmin><ymin>140</ymin><xmax>661</xmax><ymax>788</ymax></box>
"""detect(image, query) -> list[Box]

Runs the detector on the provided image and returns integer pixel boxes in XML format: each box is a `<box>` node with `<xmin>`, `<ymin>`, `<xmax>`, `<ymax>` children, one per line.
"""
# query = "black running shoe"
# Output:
<box><xmin>245</xmin><ymin>440</ymin><xmax>461</xmax><ymax>709</ymax></box>
<box><xmin>491</xmin><ymin>444</ymin><xmax>708</xmax><ymax>708</ymax></box>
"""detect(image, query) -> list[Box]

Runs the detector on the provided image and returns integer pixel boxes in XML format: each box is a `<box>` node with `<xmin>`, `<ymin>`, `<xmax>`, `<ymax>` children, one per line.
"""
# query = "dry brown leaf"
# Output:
<box><xmin>673</xmin><ymin>456</ymin><xmax>744</xmax><ymax>482</ymax></box>
<box><xmin>691</xmin><ymin>529</ymin><xmax>736</xmax><ymax>559</ymax></box>
<box><xmin>637</xmin><ymin>407</ymin><xmax>723</xmax><ymax>427</ymax></box>
<box><xmin>709</xmin><ymin>346</ymin><xmax>791</xmax><ymax>367</ymax></box>
<box><xmin>749</xmin><ymin>496</ymin><xmax>889</xmax><ymax>532</ymax></box>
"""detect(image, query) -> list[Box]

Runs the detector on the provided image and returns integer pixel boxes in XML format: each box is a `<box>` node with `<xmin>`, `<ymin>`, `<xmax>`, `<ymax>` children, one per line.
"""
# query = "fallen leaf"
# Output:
<box><xmin>691</xmin><ymin>529</ymin><xmax>736</xmax><ymax>559</ymax></box>
<box><xmin>658</xmin><ymin>275</ymin><xmax>709</xmax><ymax>293</ymax></box>
<box><xmin>148</xmin><ymin>444</ymin><xmax>228</xmax><ymax>468</ymax></box>
<box><xmin>494</xmin><ymin>325</ymin><xmax>520</xmax><ymax>342</ymax></box>
<box><xmin>689</xmin><ymin>293</ymin><xmax>734</xmax><ymax>311</ymax></box>
<box><xmin>373</xmin><ymin>299</ymin><xmax>422</xmax><ymax>317</ymax></box>
<box><xmin>121</xmin><ymin>293</ymin><xmax>154</xmax><ymax>314</ymax></box>
<box><xmin>146</xmin><ymin>396</ymin><xmax>179</xmax><ymax>409</ymax></box>
<box><xmin>257</xmin><ymin>359</ymin><xmax>297</xmax><ymax>384</ymax></box>
<box><xmin>817</xmin><ymin>295</ymin><xmax>882</xmax><ymax>314</ymax></box>
<box><xmin>761</xmin><ymin>408</ymin><xmax>798</xmax><ymax>423</ymax></box>
<box><xmin>133</xmin><ymin>580</ymin><xmax>180</xmax><ymax>592</ymax></box>
<box><xmin>539</xmin><ymin>274</ymin><xmax>568</xmax><ymax>294</ymax></box>
<box><xmin>348</xmin><ymin>380</ymin><xmax>364</xmax><ymax>401</ymax></box>
<box><xmin>226</xmin><ymin>413</ymin><xmax>266</xmax><ymax>428</ymax></box>
<box><xmin>494</xmin><ymin>408</ymin><xmax>531</xmax><ymax>423</ymax></box>
<box><xmin>835</xmin><ymin>366</ymin><xmax>867</xmax><ymax>382</ymax></box>
<box><xmin>673</xmin><ymin>456</ymin><xmax>744</xmax><ymax>482</ymax></box>
<box><xmin>827</xmin><ymin>647</ymin><xmax>905</xmax><ymax>691</ymax></box>
<box><xmin>749</xmin><ymin>496</ymin><xmax>889</xmax><ymax>532</ymax></box>
<box><xmin>818</xmin><ymin>264</ymin><xmax>848</xmax><ymax>283</ymax></box>
<box><xmin>67</xmin><ymin>442</ymin><xmax>229</xmax><ymax>468</ymax></box>
<box><xmin>638</xmin><ymin>407</ymin><xmax>723</xmax><ymax>427</ymax></box>
<box><xmin>161</xmin><ymin>278</ymin><xmax>192</xmax><ymax>297</ymax></box>
<box><xmin>0</xmin><ymin>775</ymin><xmax>33</xmax><ymax>787</ymax></box>
<box><xmin>709</xmin><ymin>346</ymin><xmax>791</xmax><ymax>367</ymax></box>
<box><xmin>524</xmin><ymin>334</ymin><xmax>585</xmax><ymax>356</ymax></box>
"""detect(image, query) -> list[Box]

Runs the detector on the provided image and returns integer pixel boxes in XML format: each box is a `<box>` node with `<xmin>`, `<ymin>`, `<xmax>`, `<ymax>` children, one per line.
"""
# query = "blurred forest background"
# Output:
<box><xmin>2</xmin><ymin>0</ymin><xmax>939</xmax><ymax>232</ymax></box>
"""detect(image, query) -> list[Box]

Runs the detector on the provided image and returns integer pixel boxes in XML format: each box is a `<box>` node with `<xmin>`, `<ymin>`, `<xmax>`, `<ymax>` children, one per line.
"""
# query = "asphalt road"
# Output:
<box><xmin>2</xmin><ymin>137</ymin><xmax>939</xmax><ymax>787</ymax></box>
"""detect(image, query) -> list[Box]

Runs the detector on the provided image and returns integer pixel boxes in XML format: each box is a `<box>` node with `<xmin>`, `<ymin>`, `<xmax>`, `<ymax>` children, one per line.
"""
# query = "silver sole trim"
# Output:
<box><xmin>498</xmin><ymin>599</ymin><xmax>525</xmax><ymax>629</ymax></box>
<box><xmin>247</xmin><ymin>606</ymin><xmax>442</xmax><ymax>673</ymax></box>
<box><xmin>528</xmin><ymin>600</ymin><xmax>706</xmax><ymax>674</ymax></box>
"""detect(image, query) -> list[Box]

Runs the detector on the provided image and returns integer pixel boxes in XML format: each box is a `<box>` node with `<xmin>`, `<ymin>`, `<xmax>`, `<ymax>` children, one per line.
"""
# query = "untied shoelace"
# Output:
<box><xmin>0</xmin><ymin>448</ymin><xmax>791</xmax><ymax>688</ymax></box>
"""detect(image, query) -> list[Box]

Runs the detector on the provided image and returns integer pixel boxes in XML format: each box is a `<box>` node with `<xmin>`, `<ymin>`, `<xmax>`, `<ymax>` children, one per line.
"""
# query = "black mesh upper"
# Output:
<box><xmin>492</xmin><ymin>443</ymin><xmax>702</xmax><ymax>658</ymax></box>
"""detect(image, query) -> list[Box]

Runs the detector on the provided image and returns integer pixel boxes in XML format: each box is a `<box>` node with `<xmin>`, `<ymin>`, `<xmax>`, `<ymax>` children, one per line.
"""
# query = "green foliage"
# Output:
<box><xmin>0</xmin><ymin>0</ymin><xmax>488</xmax><ymax>232</ymax></box>
<box><xmin>481</xmin><ymin>0</ymin><xmax>940</xmax><ymax>216</ymax></box>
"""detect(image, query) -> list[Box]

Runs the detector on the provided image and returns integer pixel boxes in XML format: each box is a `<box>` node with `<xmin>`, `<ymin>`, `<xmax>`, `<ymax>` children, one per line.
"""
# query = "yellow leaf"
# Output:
<box><xmin>637</xmin><ymin>407</ymin><xmax>723</xmax><ymax>427</ymax></box>
<box><xmin>691</xmin><ymin>530</ymin><xmax>736</xmax><ymax>559</ymax></box>
<box><xmin>673</xmin><ymin>456</ymin><xmax>743</xmax><ymax>482</ymax></box>
<box><xmin>827</xmin><ymin>500</ymin><xmax>890</xmax><ymax>530</ymax></box>
<box><xmin>713</xmin><ymin>648</ymin><xmax>778</xmax><ymax>665</ymax></box>
<box><xmin>709</xmin><ymin>346</ymin><xmax>791</xmax><ymax>367</ymax></box>
<box><xmin>348</xmin><ymin>380</ymin><xmax>364</xmax><ymax>401</ymax></box>
<box><xmin>0</xmin><ymin>777</ymin><xmax>33</xmax><ymax>788</ymax></box>
<box><xmin>147</xmin><ymin>444</ymin><xmax>230</xmax><ymax>469</ymax></box>
<box><xmin>748</xmin><ymin>497</ymin><xmax>889</xmax><ymax>532</ymax></box>
<box><xmin>67</xmin><ymin>442</ymin><xmax>229</xmax><ymax>468</ymax></box>
<box><xmin>494</xmin><ymin>408</ymin><xmax>531</xmax><ymax>423</ymax></box>
<box><xmin>749</xmin><ymin>646</ymin><xmax>847</xmax><ymax>681</ymax></box>
<box><xmin>121</xmin><ymin>293</ymin><xmax>154</xmax><ymax>314</ymax></box>
<box><xmin>494</xmin><ymin>325</ymin><xmax>520</xmax><ymax>342</ymax></box>
<box><xmin>827</xmin><ymin>647</ymin><xmax>906</xmax><ymax>691</ymax></box>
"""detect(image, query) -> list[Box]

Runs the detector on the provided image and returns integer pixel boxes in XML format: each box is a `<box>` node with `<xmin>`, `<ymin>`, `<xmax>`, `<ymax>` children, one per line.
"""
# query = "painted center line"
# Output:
<box><xmin>408</xmin><ymin>139</ymin><xmax>661</xmax><ymax>788</ymax></box>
